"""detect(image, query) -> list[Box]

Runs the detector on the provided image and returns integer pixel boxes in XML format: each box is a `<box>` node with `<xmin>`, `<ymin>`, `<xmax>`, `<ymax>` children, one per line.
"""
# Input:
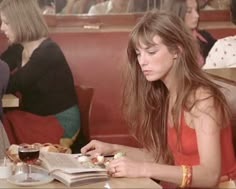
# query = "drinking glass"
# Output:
<box><xmin>18</xmin><ymin>144</ymin><xmax>40</xmax><ymax>182</ymax></box>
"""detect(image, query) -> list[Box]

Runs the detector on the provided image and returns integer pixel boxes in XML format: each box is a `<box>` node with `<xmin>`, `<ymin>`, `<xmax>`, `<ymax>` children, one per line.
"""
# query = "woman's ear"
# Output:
<box><xmin>173</xmin><ymin>53</ymin><xmax>178</xmax><ymax>59</ymax></box>
<box><xmin>173</xmin><ymin>46</ymin><xmax>182</xmax><ymax>59</ymax></box>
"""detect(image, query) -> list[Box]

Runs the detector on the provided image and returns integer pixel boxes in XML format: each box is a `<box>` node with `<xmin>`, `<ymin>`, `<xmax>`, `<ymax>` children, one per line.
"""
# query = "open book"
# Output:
<box><xmin>39</xmin><ymin>152</ymin><xmax>108</xmax><ymax>187</ymax></box>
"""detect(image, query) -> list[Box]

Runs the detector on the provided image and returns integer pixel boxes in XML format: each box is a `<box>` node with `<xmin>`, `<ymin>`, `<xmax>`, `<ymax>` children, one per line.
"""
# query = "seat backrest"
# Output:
<box><xmin>76</xmin><ymin>85</ymin><xmax>94</xmax><ymax>139</ymax></box>
<box><xmin>71</xmin><ymin>85</ymin><xmax>94</xmax><ymax>153</ymax></box>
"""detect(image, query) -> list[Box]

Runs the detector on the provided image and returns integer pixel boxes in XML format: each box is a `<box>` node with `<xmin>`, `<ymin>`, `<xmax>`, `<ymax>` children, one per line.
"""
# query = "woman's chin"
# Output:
<box><xmin>145</xmin><ymin>76</ymin><xmax>159</xmax><ymax>82</ymax></box>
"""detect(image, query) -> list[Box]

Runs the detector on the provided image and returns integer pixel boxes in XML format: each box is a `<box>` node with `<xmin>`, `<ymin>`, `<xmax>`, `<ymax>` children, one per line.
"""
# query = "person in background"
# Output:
<box><xmin>198</xmin><ymin>0</ymin><xmax>210</xmax><ymax>9</ymax></box>
<box><xmin>54</xmin><ymin>0</ymin><xmax>67</xmax><ymax>13</ymax></box>
<box><xmin>202</xmin><ymin>0</ymin><xmax>230</xmax><ymax>10</ymax></box>
<box><xmin>88</xmin><ymin>0</ymin><xmax>129</xmax><ymax>15</ymax></box>
<box><xmin>81</xmin><ymin>10</ymin><xmax>236</xmax><ymax>188</ymax></box>
<box><xmin>0</xmin><ymin>0</ymin><xmax>80</xmax><ymax>147</ymax></box>
<box><xmin>37</xmin><ymin>0</ymin><xmax>55</xmax><ymax>14</ymax></box>
<box><xmin>203</xmin><ymin>0</ymin><xmax>236</xmax><ymax>69</ymax></box>
<box><xmin>39</xmin><ymin>0</ymin><xmax>67</xmax><ymax>14</ymax></box>
<box><xmin>162</xmin><ymin>0</ymin><xmax>216</xmax><ymax>66</ymax></box>
<box><xmin>127</xmin><ymin>0</ymin><xmax>161</xmax><ymax>13</ymax></box>
<box><xmin>231</xmin><ymin>0</ymin><xmax>236</xmax><ymax>25</ymax></box>
<box><xmin>0</xmin><ymin>59</ymin><xmax>10</xmax><ymax>159</ymax></box>
<box><xmin>62</xmin><ymin>0</ymin><xmax>98</xmax><ymax>14</ymax></box>
<box><xmin>203</xmin><ymin>35</ymin><xmax>236</xmax><ymax>69</ymax></box>
<box><xmin>62</xmin><ymin>0</ymin><xmax>86</xmax><ymax>14</ymax></box>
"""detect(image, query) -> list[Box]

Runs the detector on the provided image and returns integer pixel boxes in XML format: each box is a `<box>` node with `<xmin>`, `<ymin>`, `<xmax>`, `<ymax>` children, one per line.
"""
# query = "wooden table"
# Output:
<box><xmin>0</xmin><ymin>177</ymin><xmax>162</xmax><ymax>188</ymax></box>
<box><xmin>218</xmin><ymin>180</ymin><xmax>236</xmax><ymax>188</ymax></box>
<box><xmin>205</xmin><ymin>68</ymin><xmax>236</xmax><ymax>83</ymax></box>
<box><xmin>2</xmin><ymin>94</ymin><xmax>19</xmax><ymax>108</ymax></box>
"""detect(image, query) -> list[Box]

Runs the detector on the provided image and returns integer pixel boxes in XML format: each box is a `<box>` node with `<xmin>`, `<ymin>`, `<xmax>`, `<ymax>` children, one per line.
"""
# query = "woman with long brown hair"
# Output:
<box><xmin>81</xmin><ymin>11</ymin><xmax>236</xmax><ymax>188</ymax></box>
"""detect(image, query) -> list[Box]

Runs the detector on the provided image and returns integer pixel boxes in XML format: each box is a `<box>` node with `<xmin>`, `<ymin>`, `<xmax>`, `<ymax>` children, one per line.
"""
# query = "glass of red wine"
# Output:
<box><xmin>18</xmin><ymin>144</ymin><xmax>40</xmax><ymax>182</ymax></box>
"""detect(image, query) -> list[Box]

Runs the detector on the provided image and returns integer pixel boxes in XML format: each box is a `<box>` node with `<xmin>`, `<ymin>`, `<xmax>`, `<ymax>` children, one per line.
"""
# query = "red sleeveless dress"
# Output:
<box><xmin>168</xmin><ymin>112</ymin><xmax>236</xmax><ymax>183</ymax></box>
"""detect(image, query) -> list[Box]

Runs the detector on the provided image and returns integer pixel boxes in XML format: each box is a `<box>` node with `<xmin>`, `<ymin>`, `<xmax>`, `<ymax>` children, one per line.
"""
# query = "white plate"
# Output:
<box><xmin>7</xmin><ymin>173</ymin><xmax>54</xmax><ymax>186</ymax></box>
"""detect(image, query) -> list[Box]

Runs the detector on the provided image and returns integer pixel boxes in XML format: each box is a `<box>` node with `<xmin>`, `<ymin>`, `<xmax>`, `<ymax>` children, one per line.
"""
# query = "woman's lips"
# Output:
<box><xmin>142</xmin><ymin>70</ymin><xmax>152</xmax><ymax>75</ymax></box>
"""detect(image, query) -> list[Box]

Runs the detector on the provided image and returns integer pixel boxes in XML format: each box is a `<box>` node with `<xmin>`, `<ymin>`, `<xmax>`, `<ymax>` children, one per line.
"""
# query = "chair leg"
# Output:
<box><xmin>70</xmin><ymin>127</ymin><xmax>88</xmax><ymax>153</ymax></box>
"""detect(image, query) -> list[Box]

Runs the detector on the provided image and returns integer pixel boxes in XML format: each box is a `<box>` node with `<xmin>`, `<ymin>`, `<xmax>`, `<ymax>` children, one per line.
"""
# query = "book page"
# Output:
<box><xmin>39</xmin><ymin>152</ymin><xmax>108</xmax><ymax>187</ymax></box>
<box><xmin>40</xmin><ymin>152</ymin><xmax>106</xmax><ymax>174</ymax></box>
<box><xmin>53</xmin><ymin>171</ymin><xmax>108</xmax><ymax>187</ymax></box>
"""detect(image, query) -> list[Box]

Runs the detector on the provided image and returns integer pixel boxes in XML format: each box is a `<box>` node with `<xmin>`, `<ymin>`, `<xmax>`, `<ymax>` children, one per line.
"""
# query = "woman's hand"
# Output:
<box><xmin>107</xmin><ymin>156</ymin><xmax>148</xmax><ymax>178</ymax></box>
<box><xmin>80</xmin><ymin>140</ymin><xmax>115</xmax><ymax>156</ymax></box>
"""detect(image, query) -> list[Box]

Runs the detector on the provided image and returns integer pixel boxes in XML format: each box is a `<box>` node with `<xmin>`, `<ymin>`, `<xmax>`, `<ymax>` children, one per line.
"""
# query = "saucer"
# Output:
<box><xmin>7</xmin><ymin>172</ymin><xmax>54</xmax><ymax>186</ymax></box>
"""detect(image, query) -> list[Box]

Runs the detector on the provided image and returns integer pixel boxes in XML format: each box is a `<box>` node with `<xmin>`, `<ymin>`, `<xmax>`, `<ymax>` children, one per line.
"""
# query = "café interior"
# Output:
<box><xmin>0</xmin><ymin>0</ymin><xmax>236</xmax><ymax>188</ymax></box>
<box><xmin>19</xmin><ymin>0</ymin><xmax>235</xmax><ymax>151</ymax></box>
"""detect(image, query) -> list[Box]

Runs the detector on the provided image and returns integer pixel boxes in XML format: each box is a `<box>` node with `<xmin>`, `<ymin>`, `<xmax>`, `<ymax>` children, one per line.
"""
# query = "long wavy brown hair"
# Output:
<box><xmin>122</xmin><ymin>10</ymin><xmax>230</xmax><ymax>163</ymax></box>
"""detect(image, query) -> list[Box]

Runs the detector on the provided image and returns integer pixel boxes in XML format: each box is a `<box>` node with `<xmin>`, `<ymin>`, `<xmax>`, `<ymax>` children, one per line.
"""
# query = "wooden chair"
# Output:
<box><xmin>70</xmin><ymin>85</ymin><xmax>94</xmax><ymax>153</ymax></box>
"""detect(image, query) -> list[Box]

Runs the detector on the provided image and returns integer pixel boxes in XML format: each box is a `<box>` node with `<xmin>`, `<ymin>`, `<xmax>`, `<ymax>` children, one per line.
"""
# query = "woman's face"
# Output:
<box><xmin>184</xmin><ymin>0</ymin><xmax>199</xmax><ymax>29</ymax></box>
<box><xmin>0</xmin><ymin>13</ymin><xmax>15</xmax><ymax>43</ymax></box>
<box><xmin>135</xmin><ymin>35</ymin><xmax>177</xmax><ymax>85</ymax></box>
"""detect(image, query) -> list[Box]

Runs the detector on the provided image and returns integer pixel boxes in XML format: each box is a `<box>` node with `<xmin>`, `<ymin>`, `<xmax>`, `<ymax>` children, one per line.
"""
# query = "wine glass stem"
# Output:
<box><xmin>26</xmin><ymin>164</ymin><xmax>32</xmax><ymax>180</ymax></box>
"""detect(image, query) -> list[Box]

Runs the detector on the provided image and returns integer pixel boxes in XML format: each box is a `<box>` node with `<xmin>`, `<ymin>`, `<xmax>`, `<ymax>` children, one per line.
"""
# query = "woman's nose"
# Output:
<box><xmin>193</xmin><ymin>10</ymin><xmax>199</xmax><ymax>18</ymax></box>
<box><xmin>0</xmin><ymin>23</ymin><xmax>5</xmax><ymax>31</ymax></box>
<box><xmin>138</xmin><ymin>53</ymin><xmax>148</xmax><ymax>67</ymax></box>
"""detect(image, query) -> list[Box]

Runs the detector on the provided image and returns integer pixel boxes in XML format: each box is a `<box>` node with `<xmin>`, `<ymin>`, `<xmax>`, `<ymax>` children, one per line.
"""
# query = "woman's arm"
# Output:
<box><xmin>190</xmin><ymin>90</ymin><xmax>221</xmax><ymax>187</ymax></box>
<box><xmin>146</xmin><ymin>91</ymin><xmax>221</xmax><ymax>187</ymax></box>
<box><xmin>113</xmin><ymin>144</ymin><xmax>156</xmax><ymax>162</ymax></box>
<box><xmin>108</xmin><ymin>89</ymin><xmax>222</xmax><ymax>188</ymax></box>
<box><xmin>81</xmin><ymin>140</ymin><xmax>156</xmax><ymax>162</ymax></box>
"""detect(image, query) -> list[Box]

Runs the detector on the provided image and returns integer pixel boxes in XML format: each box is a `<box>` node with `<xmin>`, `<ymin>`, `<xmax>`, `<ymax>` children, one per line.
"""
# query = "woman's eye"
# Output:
<box><xmin>147</xmin><ymin>51</ymin><xmax>156</xmax><ymax>55</ymax></box>
<box><xmin>2</xmin><ymin>21</ymin><xmax>9</xmax><ymax>25</ymax></box>
<box><xmin>186</xmin><ymin>9</ymin><xmax>192</xmax><ymax>14</ymax></box>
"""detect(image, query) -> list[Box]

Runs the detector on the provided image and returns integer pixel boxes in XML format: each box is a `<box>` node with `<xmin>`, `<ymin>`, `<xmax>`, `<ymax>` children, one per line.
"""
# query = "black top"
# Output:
<box><xmin>198</xmin><ymin>30</ymin><xmax>217</xmax><ymax>59</ymax></box>
<box><xmin>0</xmin><ymin>38</ymin><xmax>77</xmax><ymax>116</ymax></box>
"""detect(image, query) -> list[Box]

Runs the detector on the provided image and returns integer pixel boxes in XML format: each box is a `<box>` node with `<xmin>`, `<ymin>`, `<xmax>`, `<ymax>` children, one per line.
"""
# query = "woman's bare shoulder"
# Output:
<box><xmin>186</xmin><ymin>86</ymin><xmax>220</xmax><ymax>119</ymax></box>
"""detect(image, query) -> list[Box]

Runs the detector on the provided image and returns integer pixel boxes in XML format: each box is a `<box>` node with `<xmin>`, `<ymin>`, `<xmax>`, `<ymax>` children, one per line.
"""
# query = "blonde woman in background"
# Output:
<box><xmin>0</xmin><ymin>0</ymin><xmax>81</xmax><ymax>147</ymax></box>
